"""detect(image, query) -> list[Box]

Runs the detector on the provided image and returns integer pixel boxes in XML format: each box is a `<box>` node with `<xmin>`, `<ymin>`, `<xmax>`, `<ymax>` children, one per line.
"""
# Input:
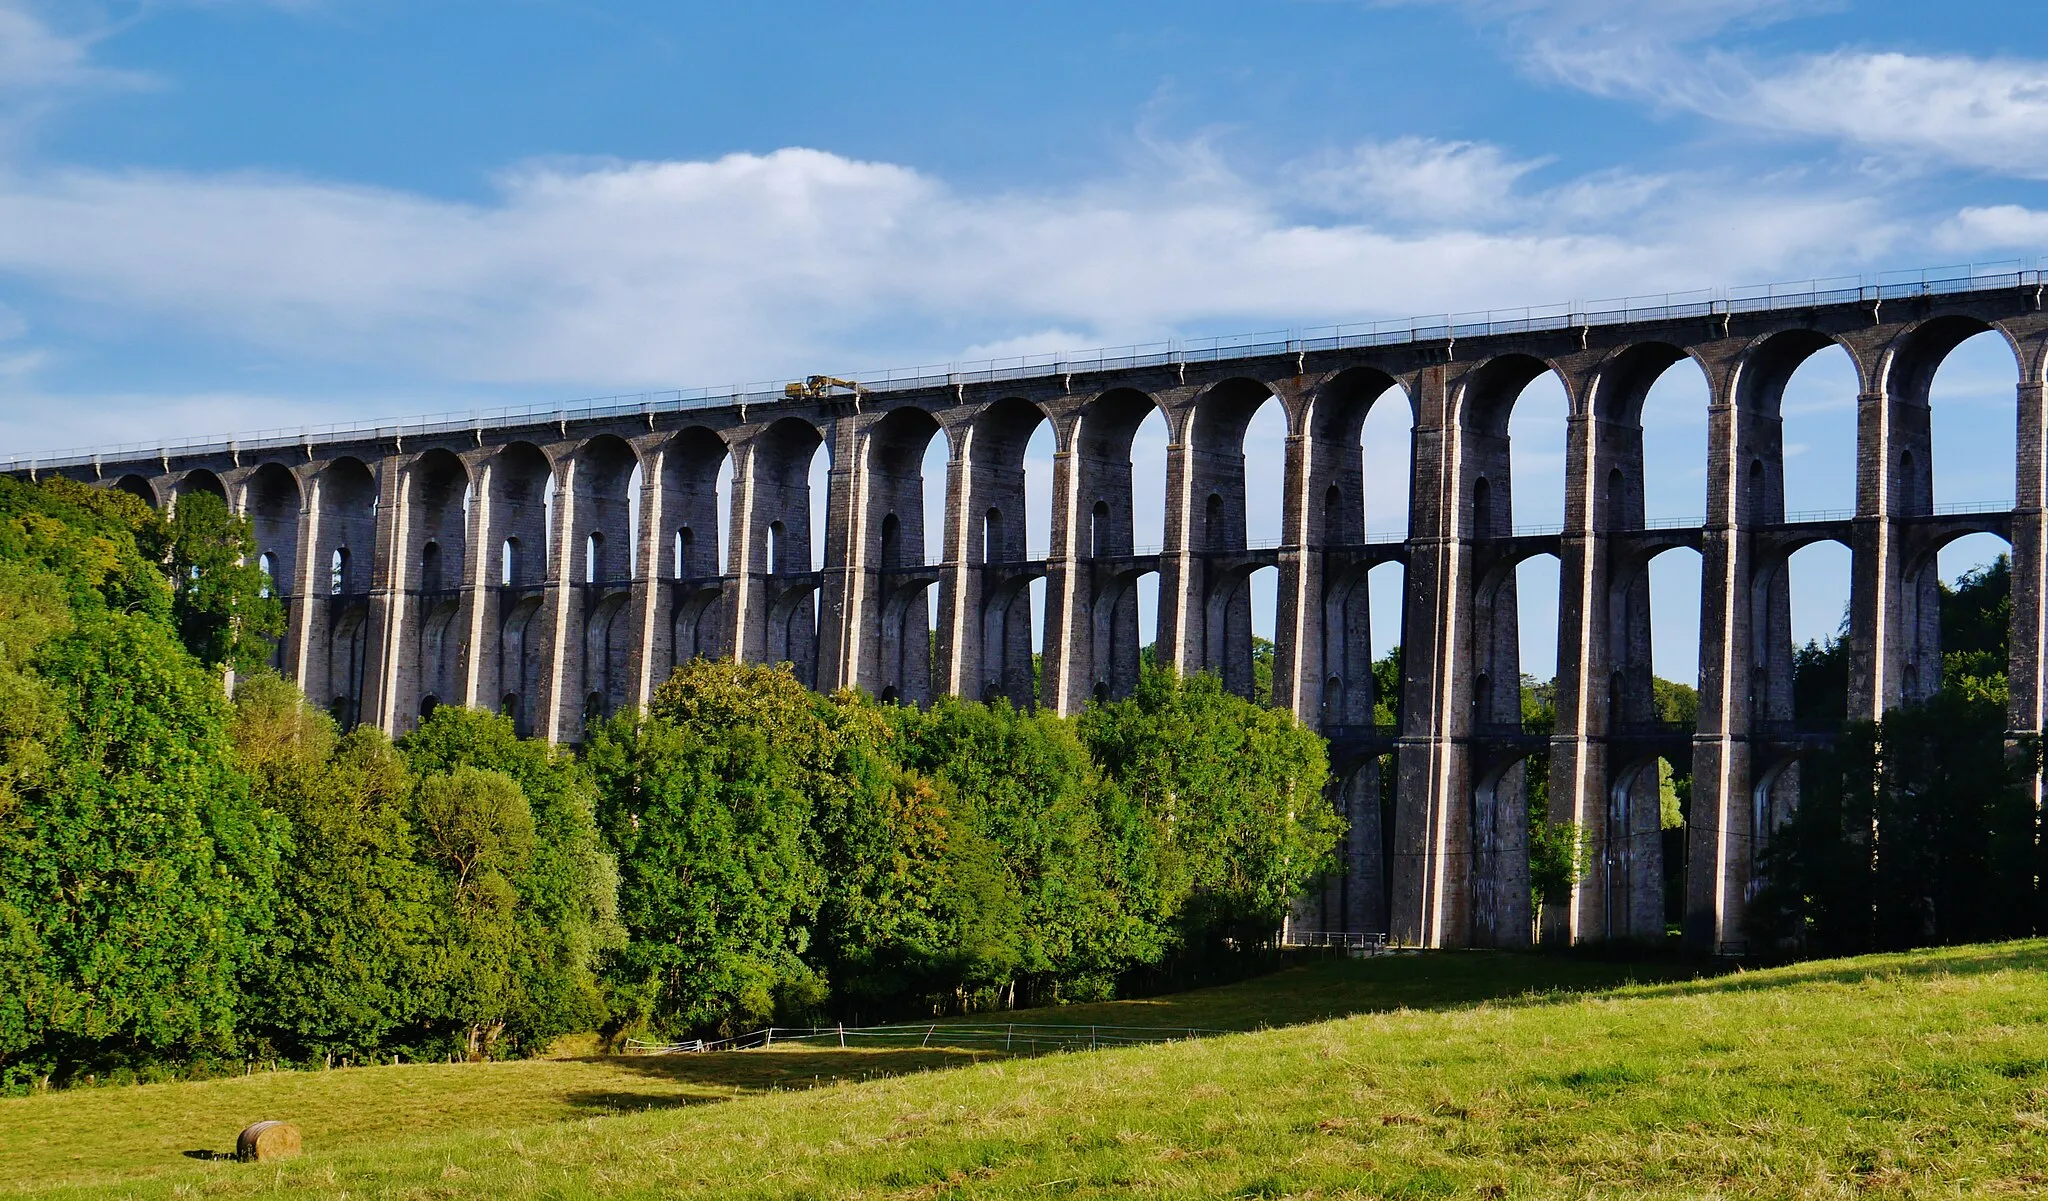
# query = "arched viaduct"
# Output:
<box><xmin>15</xmin><ymin>271</ymin><xmax>2048</xmax><ymax>956</ymax></box>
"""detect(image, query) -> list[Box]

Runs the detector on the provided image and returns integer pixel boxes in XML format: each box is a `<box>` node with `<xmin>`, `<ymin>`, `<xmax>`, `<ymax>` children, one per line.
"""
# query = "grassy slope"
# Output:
<box><xmin>8</xmin><ymin>944</ymin><xmax>2048</xmax><ymax>1198</ymax></box>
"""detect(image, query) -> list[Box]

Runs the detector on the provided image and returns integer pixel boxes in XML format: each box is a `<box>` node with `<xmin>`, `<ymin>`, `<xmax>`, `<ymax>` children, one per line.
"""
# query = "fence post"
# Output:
<box><xmin>838</xmin><ymin>1023</ymin><xmax>845</xmax><ymax>1048</ymax></box>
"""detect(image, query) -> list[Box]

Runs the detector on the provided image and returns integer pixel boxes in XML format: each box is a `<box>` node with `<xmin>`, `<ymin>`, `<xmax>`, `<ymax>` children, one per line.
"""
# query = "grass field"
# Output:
<box><xmin>6</xmin><ymin>943</ymin><xmax>2047</xmax><ymax>1198</ymax></box>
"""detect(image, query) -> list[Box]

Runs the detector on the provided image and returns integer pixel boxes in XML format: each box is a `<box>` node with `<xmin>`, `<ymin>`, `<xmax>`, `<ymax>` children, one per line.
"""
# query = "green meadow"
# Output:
<box><xmin>8</xmin><ymin>943</ymin><xmax>2048</xmax><ymax>1198</ymax></box>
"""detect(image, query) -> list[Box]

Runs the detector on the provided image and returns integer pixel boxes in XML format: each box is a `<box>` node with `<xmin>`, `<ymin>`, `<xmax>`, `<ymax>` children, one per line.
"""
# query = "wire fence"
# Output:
<box><xmin>8</xmin><ymin>260</ymin><xmax>2043</xmax><ymax>474</ymax></box>
<box><xmin>621</xmin><ymin>1021</ymin><xmax>1239</xmax><ymax>1057</ymax></box>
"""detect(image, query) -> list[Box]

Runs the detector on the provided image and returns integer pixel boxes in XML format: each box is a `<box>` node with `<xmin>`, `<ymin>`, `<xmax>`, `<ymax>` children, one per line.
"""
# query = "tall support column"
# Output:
<box><xmin>1040</xmin><ymin>414</ymin><xmax>1088</xmax><ymax>715</ymax></box>
<box><xmin>1274</xmin><ymin>419</ymin><xmax>1319</xmax><ymax>721</ymax></box>
<box><xmin>286</xmin><ymin>466</ymin><xmax>320</xmax><ymax>690</ymax></box>
<box><xmin>1549</xmin><ymin>400</ymin><xmax>1608</xmax><ymax>945</ymax></box>
<box><xmin>1848</xmin><ymin>363</ymin><xmax>1925</xmax><ymax>722</ymax></box>
<box><xmin>1686</xmin><ymin>359</ymin><xmax>1771</xmax><ymax>954</ymax></box>
<box><xmin>2011</xmin><ymin>367</ymin><xmax>2048</xmax><ymax>832</ymax></box>
<box><xmin>361</xmin><ymin>454</ymin><xmax>411</xmax><ymax>735</ymax></box>
<box><xmin>815</xmin><ymin>414</ymin><xmax>864</xmax><ymax>692</ymax></box>
<box><xmin>629</xmin><ymin>437</ymin><xmax>668</xmax><ymax>708</ymax></box>
<box><xmin>1156</xmin><ymin>405</ymin><xmax>1201</xmax><ymax>677</ymax></box>
<box><xmin>1391</xmin><ymin>363</ymin><xmax>1470</xmax><ymax>948</ymax></box>
<box><xmin>933</xmin><ymin>419</ymin><xmax>976</xmax><ymax>702</ymax></box>
<box><xmin>457</xmin><ymin>454</ymin><xmax>494</xmax><ymax>710</ymax></box>
<box><xmin>1548</xmin><ymin>369</ymin><xmax>1665</xmax><ymax>945</ymax></box>
<box><xmin>538</xmin><ymin>454</ymin><xmax>579</xmax><ymax>743</ymax></box>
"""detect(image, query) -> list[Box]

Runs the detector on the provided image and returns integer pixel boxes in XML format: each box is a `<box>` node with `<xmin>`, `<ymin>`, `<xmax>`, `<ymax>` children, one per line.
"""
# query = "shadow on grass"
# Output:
<box><xmin>577</xmin><ymin>1047</ymin><xmax>1002</xmax><ymax>1093</ymax></box>
<box><xmin>560</xmin><ymin>1090</ymin><xmax>733</xmax><ymax>1114</ymax></box>
<box><xmin>1619</xmin><ymin>938</ymin><xmax>2048</xmax><ymax>1002</ymax></box>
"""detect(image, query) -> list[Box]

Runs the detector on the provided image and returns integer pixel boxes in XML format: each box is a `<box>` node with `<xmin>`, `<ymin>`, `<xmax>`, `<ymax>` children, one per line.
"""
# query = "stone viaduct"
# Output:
<box><xmin>12</xmin><ymin>269</ymin><xmax>2048</xmax><ymax>956</ymax></box>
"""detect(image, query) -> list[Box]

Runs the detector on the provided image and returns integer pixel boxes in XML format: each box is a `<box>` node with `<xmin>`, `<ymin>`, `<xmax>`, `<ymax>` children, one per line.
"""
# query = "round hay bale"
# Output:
<box><xmin>235</xmin><ymin>1121</ymin><xmax>302</xmax><ymax>1163</ymax></box>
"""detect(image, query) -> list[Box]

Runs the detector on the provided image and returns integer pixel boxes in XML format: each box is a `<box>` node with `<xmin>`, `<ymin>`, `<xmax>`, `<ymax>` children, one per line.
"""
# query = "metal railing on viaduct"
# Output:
<box><xmin>11</xmin><ymin>262</ymin><xmax>2048</xmax><ymax>958</ymax></box>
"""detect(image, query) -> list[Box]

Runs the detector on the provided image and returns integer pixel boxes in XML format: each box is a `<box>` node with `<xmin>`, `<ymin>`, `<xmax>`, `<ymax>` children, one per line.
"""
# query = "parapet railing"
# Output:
<box><xmin>8</xmin><ymin>259</ymin><xmax>2042</xmax><ymax>475</ymax></box>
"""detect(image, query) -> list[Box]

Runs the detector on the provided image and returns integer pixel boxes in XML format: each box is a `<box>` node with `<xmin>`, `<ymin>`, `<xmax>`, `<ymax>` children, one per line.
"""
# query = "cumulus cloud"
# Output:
<box><xmin>0</xmin><ymin>145</ymin><xmax>1907</xmax><ymax>403</ymax></box>
<box><xmin>1936</xmin><ymin>204</ymin><xmax>2048</xmax><ymax>252</ymax></box>
<box><xmin>1286</xmin><ymin>138</ymin><xmax>1552</xmax><ymax>223</ymax></box>
<box><xmin>1411</xmin><ymin>0</ymin><xmax>2048</xmax><ymax>178</ymax></box>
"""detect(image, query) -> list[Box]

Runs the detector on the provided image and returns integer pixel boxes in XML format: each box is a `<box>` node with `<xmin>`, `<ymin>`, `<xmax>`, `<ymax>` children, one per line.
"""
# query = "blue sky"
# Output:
<box><xmin>2</xmin><ymin>0</ymin><xmax>2045</xmax><ymax>680</ymax></box>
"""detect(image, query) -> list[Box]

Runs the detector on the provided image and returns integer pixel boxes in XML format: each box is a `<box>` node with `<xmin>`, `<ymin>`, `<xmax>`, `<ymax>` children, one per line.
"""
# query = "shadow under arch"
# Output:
<box><xmin>961</xmin><ymin>396</ymin><xmax>1052</xmax><ymax>709</ymax></box>
<box><xmin>862</xmin><ymin>405</ymin><xmax>944</xmax><ymax>704</ymax></box>
<box><xmin>113</xmin><ymin>473</ymin><xmax>156</xmax><ymax>507</ymax></box>
<box><xmin>176</xmin><ymin>467</ymin><xmax>228</xmax><ymax>505</ymax></box>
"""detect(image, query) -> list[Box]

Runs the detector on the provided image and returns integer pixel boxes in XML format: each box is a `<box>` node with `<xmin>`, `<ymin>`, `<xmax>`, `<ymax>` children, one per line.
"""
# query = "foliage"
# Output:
<box><xmin>163</xmin><ymin>491</ymin><xmax>285</xmax><ymax>673</ymax></box>
<box><xmin>0</xmin><ymin>605</ymin><xmax>279</xmax><ymax>1084</ymax></box>
<box><xmin>1756</xmin><ymin>557</ymin><xmax>2038</xmax><ymax>954</ymax></box>
<box><xmin>235</xmin><ymin>674</ymin><xmax>439</xmax><ymax>1061</ymax></box>
<box><xmin>886</xmin><ymin>696</ymin><xmax>1169</xmax><ymax>1007</ymax></box>
<box><xmin>399</xmin><ymin>706</ymin><xmax>621</xmax><ymax>1055</ymax></box>
<box><xmin>1079</xmin><ymin>668</ymin><xmax>1340</xmax><ymax>947</ymax></box>
<box><xmin>585</xmin><ymin>661</ymin><xmax>825</xmax><ymax>1037</ymax></box>
<box><xmin>1941</xmin><ymin>554</ymin><xmax>2010</xmax><ymax>701</ymax></box>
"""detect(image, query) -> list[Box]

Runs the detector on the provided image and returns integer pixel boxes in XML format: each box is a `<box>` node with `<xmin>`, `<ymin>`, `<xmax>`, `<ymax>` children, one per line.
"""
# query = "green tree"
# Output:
<box><xmin>887</xmin><ymin>697</ymin><xmax>1167</xmax><ymax>1008</ymax></box>
<box><xmin>1</xmin><ymin>606</ymin><xmax>279</xmax><ymax>1081</ymax></box>
<box><xmin>1080</xmin><ymin>669</ymin><xmax>1340</xmax><ymax>947</ymax></box>
<box><xmin>585</xmin><ymin>661</ymin><xmax>824</xmax><ymax>1037</ymax></box>
<box><xmin>1940</xmin><ymin>555</ymin><xmax>2010</xmax><ymax>701</ymax></box>
<box><xmin>401</xmin><ymin>706</ymin><xmax>620</xmax><ymax>1054</ymax></box>
<box><xmin>164</xmin><ymin>491</ymin><xmax>284</xmax><ymax>673</ymax></box>
<box><xmin>0</xmin><ymin>478</ymin><xmax>282</xmax><ymax>1084</ymax></box>
<box><xmin>410</xmin><ymin>766</ymin><xmax>540</xmax><ymax>1058</ymax></box>
<box><xmin>234</xmin><ymin>673</ymin><xmax>441</xmax><ymax>1060</ymax></box>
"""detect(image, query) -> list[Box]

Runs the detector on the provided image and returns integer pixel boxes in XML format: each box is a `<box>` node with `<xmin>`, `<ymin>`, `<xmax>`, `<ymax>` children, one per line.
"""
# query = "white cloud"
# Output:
<box><xmin>1286</xmin><ymin>137</ymin><xmax>1551</xmax><ymax>222</ymax></box>
<box><xmin>1937</xmin><ymin>204</ymin><xmax>2048</xmax><ymax>252</ymax></box>
<box><xmin>0</xmin><ymin>145</ymin><xmax>1910</xmax><ymax>411</ymax></box>
<box><xmin>1415</xmin><ymin>0</ymin><xmax>2048</xmax><ymax>178</ymax></box>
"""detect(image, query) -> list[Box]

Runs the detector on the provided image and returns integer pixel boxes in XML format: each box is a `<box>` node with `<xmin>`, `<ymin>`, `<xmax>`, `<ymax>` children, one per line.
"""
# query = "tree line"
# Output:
<box><xmin>1751</xmin><ymin>555</ymin><xmax>2044</xmax><ymax>952</ymax></box>
<box><xmin>0</xmin><ymin>477</ymin><xmax>1339</xmax><ymax>1089</ymax></box>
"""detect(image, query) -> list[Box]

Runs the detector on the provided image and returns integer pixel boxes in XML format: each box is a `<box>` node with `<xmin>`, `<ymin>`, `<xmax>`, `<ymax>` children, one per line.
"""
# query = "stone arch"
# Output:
<box><xmin>1457</xmin><ymin>353</ymin><xmax>1562</xmax><ymax>437</ymax></box>
<box><xmin>582</xmin><ymin>589</ymin><xmax>634</xmax><ymax>724</ymax></box>
<box><xmin>245</xmin><ymin>462</ymin><xmax>301</xmax><ymax>671</ymax></box>
<box><xmin>406</xmin><ymin>449</ymin><xmax>469</xmax><ymax>592</ymax></box>
<box><xmin>479</xmin><ymin>442</ymin><xmax>552</xmax><ymax>720</ymax></box>
<box><xmin>660</xmin><ymin>425</ymin><xmax>730</xmax><ymax>578</ymax></box>
<box><xmin>113</xmin><ymin>473</ymin><xmax>156</xmax><ymax>507</ymax></box>
<box><xmin>568</xmin><ymin>434</ymin><xmax>638</xmax><ymax>587</ymax></box>
<box><xmin>1092</xmin><ymin>564</ymin><xmax>1158</xmax><ymax>702</ymax></box>
<box><xmin>1732</xmin><ymin>328</ymin><xmax>1852</xmax><ymax>417</ymax></box>
<box><xmin>1467</xmin><ymin>750</ymin><xmax>1534</xmax><ymax>949</ymax></box>
<box><xmin>1880</xmin><ymin>314</ymin><xmax>2021</xmax><ymax>409</ymax></box>
<box><xmin>751</xmin><ymin>417</ymin><xmax>824</xmax><ymax>574</ymax></box>
<box><xmin>485</xmin><ymin>442</ymin><xmax>552</xmax><ymax>589</ymax></box>
<box><xmin>861</xmin><ymin>405</ymin><xmax>945</xmax><ymax>705</ymax></box>
<box><xmin>742</xmin><ymin>416</ymin><xmax>825</xmax><ymax>686</ymax></box>
<box><xmin>310</xmin><ymin>456</ymin><xmax>378</xmax><ymax>730</ymax></box>
<box><xmin>1307</xmin><ymin>366</ymin><xmax>1408</xmax><ymax>546</ymax></box>
<box><xmin>245</xmin><ymin>463</ymin><xmax>301</xmax><ymax>596</ymax></box>
<box><xmin>498</xmin><ymin>594</ymin><xmax>545</xmax><ymax>738</ymax></box>
<box><xmin>175</xmin><ymin>468</ymin><xmax>228</xmax><ymax>505</ymax></box>
<box><xmin>1181</xmin><ymin>377</ymin><xmax>1284</xmax><ymax>689</ymax></box>
<box><xmin>1075</xmin><ymin>387</ymin><xmax>1165</xmax><ymax>560</ymax></box>
<box><xmin>403</xmin><ymin>448</ymin><xmax>469</xmax><ymax>728</ymax></box>
<box><xmin>951</xmin><ymin>397</ymin><xmax>1053</xmax><ymax>711</ymax></box>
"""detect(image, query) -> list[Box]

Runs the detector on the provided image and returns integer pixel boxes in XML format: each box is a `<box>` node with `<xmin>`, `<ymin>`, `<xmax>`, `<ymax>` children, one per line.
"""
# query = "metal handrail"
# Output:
<box><xmin>8</xmin><ymin>260</ymin><xmax>2041</xmax><ymax>474</ymax></box>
